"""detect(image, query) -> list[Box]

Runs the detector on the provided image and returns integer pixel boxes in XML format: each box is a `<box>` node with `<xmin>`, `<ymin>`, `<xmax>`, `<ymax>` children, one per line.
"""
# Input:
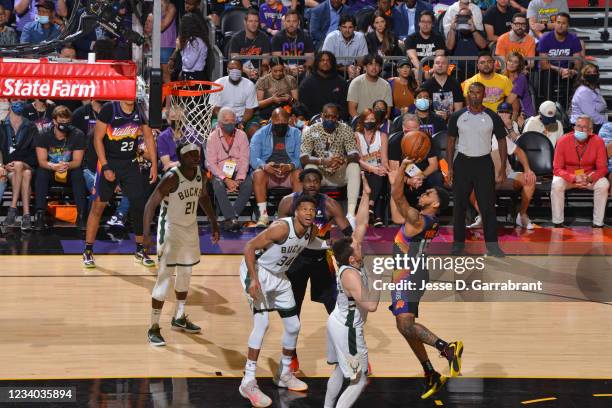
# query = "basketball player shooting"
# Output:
<box><xmin>391</xmin><ymin>157</ymin><xmax>462</xmax><ymax>399</ymax></box>
<box><xmin>142</xmin><ymin>143</ymin><xmax>220</xmax><ymax>346</ymax></box>
<box><xmin>238</xmin><ymin>195</ymin><xmax>318</xmax><ymax>408</ymax></box>
<box><xmin>82</xmin><ymin>100</ymin><xmax>158</xmax><ymax>268</ymax></box>
<box><xmin>324</xmin><ymin>174</ymin><xmax>380</xmax><ymax>408</ymax></box>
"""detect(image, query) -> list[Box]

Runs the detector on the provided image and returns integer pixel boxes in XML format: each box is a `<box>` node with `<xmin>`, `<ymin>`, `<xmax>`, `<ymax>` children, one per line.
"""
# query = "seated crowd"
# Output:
<box><xmin>0</xmin><ymin>0</ymin><xmax>611</xmax><ymax>231</ymax></box>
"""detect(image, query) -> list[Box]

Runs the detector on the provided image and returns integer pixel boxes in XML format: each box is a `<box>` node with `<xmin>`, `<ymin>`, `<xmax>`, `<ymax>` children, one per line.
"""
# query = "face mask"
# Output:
<box><xmin>584</xmin><ymin>73</ymin><xmax>599</xmax><ymax>84</ymax></box>
<box><xmin>374</xmin><ymin>110</ymin><xmax>386</xmax><ymax>121</ymax></box>
<box><xmin>295</xmin><ymin>119</ymin><xmax>305</xmax><ymax>129</ymax></box>
<box><xmin>415</xmin><ymin>98</ymin><xmax>430</xmax><ymax>111</ymax></box>
<box><xmin>36</xmin><ymin>15</ymin><xmax>50</xmax><ymax>24</ymax></box>
<box><xmin>228</xmin><ymin>69</ymin><xmax>242</xmax><ymax>82</ymax></box>
<box><xmin>56</xmin><ymin>122</ymin><xmax>71</xmax><ymax>133</ymax></box>
<box><xmin>10</xmin><ymin>101</ymin><xmax>25</xmax><ymax>115</ymax></box>
<box><xmin>574</xmin><ymin>130</ymin><xmax>588</xmax><ymax>142</ymax></box>
<box><xmin>170</xmin><ymin>120</ymin><xmax>177</xmax><ymax>130</ymax></box>
<box><xmin>272</xmin><ymin>123</ymin><xmax>288</xmax><ymax>137</ymax></box>
<box><xmin>322</xmin><ymin>119</ymin><xmax>337</xmax><ymax>133</ymax></box>
<box><xmin>541</xmin><ymin>115</ymin><xmax>556</xmax><ymax>125</ymax></box>
<box><xmin>221</xmin><ymin>123</ymin><xmax>235</xmax><ymax>134</ymax></box>
<box><xmin>363</xmin><ymin>121</ymin><xmax>377</xmax><ymax>130</ymax></box>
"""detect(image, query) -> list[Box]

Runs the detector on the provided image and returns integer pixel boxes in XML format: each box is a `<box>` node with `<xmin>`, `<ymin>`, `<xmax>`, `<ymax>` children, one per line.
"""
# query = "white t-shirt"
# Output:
<box><xmin>208</xmin><ymin>76</ymin><xmax>259</xmax><ymax>122</ymax></box>
<box><xmin>523</xmin><ymin>116</ymin><xmax>563</xmax><ymax>147</ymax></box>
<box><xmin>347</xmin><ymin>74</ymin><xmax>393</xmax><ymax>115</ymax></box>
<box><xmin>491</xmin><ymin>123</ymin><xmax>518</xmax><ymax>177</ymax></box>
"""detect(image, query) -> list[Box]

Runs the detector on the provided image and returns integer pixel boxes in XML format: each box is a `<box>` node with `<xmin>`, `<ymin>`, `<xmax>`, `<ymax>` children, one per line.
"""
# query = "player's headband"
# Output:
<box><xmin>180</xmin><ymin>143</ymin><xmax>199</xmax><ymax>155</ymax></box>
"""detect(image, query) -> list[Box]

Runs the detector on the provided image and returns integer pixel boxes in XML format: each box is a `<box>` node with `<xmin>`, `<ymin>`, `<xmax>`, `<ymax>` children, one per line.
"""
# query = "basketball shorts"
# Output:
<box><xmin>157</xmin><ymin>221</ymin><xmax>200</xmax><ymax>267</ymax></box>
<box><xmin>287</xmin><ymin>248</ymin><xmax>337</xmax><ymax>305</ymax></box>
<box><xmin>326</xmin><ymin>317</ymin><xmax>368</xmax><ymax>380</ymax></box>
<box><xmin>389</xmin><ymin>246</ymin><xmax>429</xmax><ymax>317</ymax></box>
<box><xmin>93</xmin><ymin>158</ymin><xmax>144</xmax><ymax>203</ymax></box>
<box><xmin>239</xmin><ymin>260</ymin><xmax>297</xmax><ymax>317</ymax></box>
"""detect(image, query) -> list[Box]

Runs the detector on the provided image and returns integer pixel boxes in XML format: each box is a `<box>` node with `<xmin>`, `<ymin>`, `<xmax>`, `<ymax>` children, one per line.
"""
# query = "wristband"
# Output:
<box><xmin>341</xmin><ymin>225</ymin><xmax>353</xmax><ymax>237</ymax></box>
<box><xmin>101</xmin><ymin>164</ymin><xmax>110</xmax><ymax>172</ymax></box>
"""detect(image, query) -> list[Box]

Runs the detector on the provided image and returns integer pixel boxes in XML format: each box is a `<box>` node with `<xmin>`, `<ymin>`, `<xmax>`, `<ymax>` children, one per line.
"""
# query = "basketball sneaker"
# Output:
<box><xmin>420</xmin><ymin>371</ymin><xmax>447</xmax><ymax>400</ymax></box>
<box><xmin>3</xmin><ymin>207</ymin><xmax>18</xmax><ymax>227</ymax></box>
<box><xmin>20</xmin><ymin>213</ymin><xmax>32</xmax><ymax>231</ymax></box>
<box><xmin>274</xmin><ymin>371</ymin><xmax>308</xmax><ymax>392</ymax></box>
<box><xmin>82</xmin><ymin>249</ymin><xmax>96</xmax><ymax>268</ymax></box>
<box><xmin>148</xmin><ymin>324</ymin><xmax>166</xmax><ymax>346</ymax></box>
<box><xmin>106</xmin><ymin>213</ymin><xmax>125</xmax><ymax>227</ymax></box>
<box><xmin>135</xmin><ymin>249</ymin><xmax>156</xmax><ymax>267</ymax></box>
<box><xmin>171</xmin><ymin>315</ymin><xmax>201</xmax><ymax>333</ymax></box>
<box><xmin>289</xmin><ymin>355</ymin><xmax>300</xmax><ymax>373</ymax></box>
<box><xmin>239</xmin><ymin>379</ymin><xmax>272</xmax><ymax>407</ymax></box>
<box><xmin>445</xmin><ymin>341</ymin><xmax>464</xmax><ymax>377</ymax></box>
<box><xmin>255</xmin><ymin>213</ymin><xmax>269</xmax><ymax>228</ymax></box>
<box><xmin>467</xmin><ymin>215</ymin><xmax>482</xmax><ymax>229</ymax></box>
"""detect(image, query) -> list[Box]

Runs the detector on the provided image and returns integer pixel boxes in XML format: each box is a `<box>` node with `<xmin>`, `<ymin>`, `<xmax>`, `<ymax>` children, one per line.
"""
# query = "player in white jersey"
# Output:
<box><xmin>238</xmin><ymin>195</ymin><xmax>317</xmax><ymax>408</ymax></box>
<box><xmin>325</xmin><ymin>175</ymin><xmax>380</xmax><ymax>408</ymax></box>
<box><xmin>142</xmin><ymin>143</ymin><xmax>220</xmax><ymax>346</ymax></box>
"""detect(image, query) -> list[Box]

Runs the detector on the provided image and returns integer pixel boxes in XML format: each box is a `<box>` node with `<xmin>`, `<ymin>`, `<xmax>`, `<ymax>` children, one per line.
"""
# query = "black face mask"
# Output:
<box><xmin>364</xmin><ymin>122</ymin><xmax>377</xmax><ymax>130</ymax></box>
<box><xmin>57</xmin><ymin>123</ymin><xmax>71</xmax><ymax>133</ymax></box>
<box><xmin>170</xmin><ymin>120</ymin><xmax>177</xmax><ymax>130</ymax></box>
<box><xmin>374</xmin><ymin>110</ymin><xmax>386</xmax><ymax>121</ymax></box>
<box><xmin>272</xmin><ymin>123</ymin><xmax>288</xmax><ymax>137</ymax></box>
<box><xmin>584</xmin><ymin>73</ymin><xmax>599</xmax><ymax>84</ymax></box>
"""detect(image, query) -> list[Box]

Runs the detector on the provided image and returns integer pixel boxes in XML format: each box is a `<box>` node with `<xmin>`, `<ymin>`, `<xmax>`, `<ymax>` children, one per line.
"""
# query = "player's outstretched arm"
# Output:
<box><xmin>142</xmin><ymin>124</ymin><xmax>158</xmax><ymax>183</ymax></box>
<box><xmin>198</xmin><ymin>172</ymin><xmax>220</xmax><ymax>244</ymax></box>
<box><xmin>352</xmin><ymin>172</ymin><xmax>371</xmax><ymax>245</ymax></box>
<box><xmin>277</xmin><ymin>195</ymin><xmax>293</xmax><ymax>218</ymax></box>
<box><xmin>392</xmin><ymin>158</ymin><xmax>422</xmax><ymax>226</ymax></box>
<box><xmin>244</xmin><ymin>221</ymin><xmax>290</xmax><ymax>299</ymax></box>
<box><xmin>142</xmin><ymin>172</ymin><xmax>179</xmax><ymax>250</ymax></box>
<box><xmin>342</xmin><ymin>268</ymin><xmax>379</xmax><ymax>312</ymax></box>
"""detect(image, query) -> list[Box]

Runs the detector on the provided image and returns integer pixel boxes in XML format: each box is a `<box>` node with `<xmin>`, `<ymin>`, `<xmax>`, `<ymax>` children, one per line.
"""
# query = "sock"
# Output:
<box><xmin>85</xmin><ymin>243</ymin><xmax>93</xmax><ymax>252</ymax></box>
<box><xmin>257</xmin><ymin>202</ymin><xmax>267</xmax><ymax>216</ymax></box>
<box><xmin>243</xmin><ymin>359</ymin><xmax>257</xmax><ymax>384</ymax></box>
<box><xmin>435</xmin><ymin>338</ymin><xmax>448</xmax><ymax>353</ymax></box>
<box><xmin>280</xmin><ymin>354</ymin><xmax>292</xmax><ymax>376</ymax></box>
<box><xmin>421</xmin><ymin>359</ymin><xmax>435</xmax><ymax>376</ymax></box>
<box><xmin>175</xmin><ymin>300</ymin><xmax>186</xmax><ymax>319</ymax></box>
<box><xmin>136</xmin><ymin>243</ymin><xmax>144</xmax><ymax>252</ymax></box>
<box><xmin>151</xmin><ymin>308</ymin><xmax>161</xmax><ymax>327</ymax></box>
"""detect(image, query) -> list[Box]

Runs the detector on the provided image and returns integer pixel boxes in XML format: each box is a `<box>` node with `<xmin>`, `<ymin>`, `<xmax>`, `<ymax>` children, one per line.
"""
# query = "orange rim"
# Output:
<box><xmin>162</xmin><ymin>80</ymin><xmax>223</xmax><ymax>98</ymax></box>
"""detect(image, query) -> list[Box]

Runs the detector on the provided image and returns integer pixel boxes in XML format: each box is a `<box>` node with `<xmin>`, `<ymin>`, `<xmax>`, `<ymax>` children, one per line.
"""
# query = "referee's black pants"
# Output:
<box><xmin>452</xmin><ymin>153</ymin><xmax>498</xmax><ymax>244</ymax></box>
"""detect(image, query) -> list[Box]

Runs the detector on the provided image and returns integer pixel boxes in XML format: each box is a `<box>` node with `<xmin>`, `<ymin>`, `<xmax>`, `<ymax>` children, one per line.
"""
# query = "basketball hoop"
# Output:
<box><xmin>162</xmin><ymin>80</ymin><xmax>223</xmax><ymax>146</ymax></box>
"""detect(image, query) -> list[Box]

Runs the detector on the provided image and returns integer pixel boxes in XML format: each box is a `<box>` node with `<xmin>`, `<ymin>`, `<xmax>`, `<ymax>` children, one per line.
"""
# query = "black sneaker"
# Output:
<box><xmin>3</xmin><ymin>207</ymin><xmax>18</xmax><ymax>227</ymax></box>
<box><xmin>148</xmin><ymin>324</ymin><xmax>166</xmax><ymax>346</ymax></box>
<box><xmin>421</xmin><ymin>371</ymin><xmax>447</xmax><ymax>400</ymax></box>
<box><xmin>33</xmin><ymin>210</ymin><xmax>45</xmax><ymax>231</ymax></box>
<box><xmin>20</xmin><ymin>213</ymin><xmax>32</xmax><ymax>231</ymax></box>
<box><xmin>486</xmin><ymin>244</ymin><xmax>505</xmax><ymax>258</ymax></box>
<box><xmin>171</xmin><ymin>315</ymin><xmax>201</xmax><ymax>333</ymax></box>
<box><xmin>83</xmin><ymin>249</ymin><xmax>96</xmax><ymax>268</ymax></box>
<box><xmin>135</xmin><ymin>248</ymin><xmax>156</xmax><ymax>267</ymax></box>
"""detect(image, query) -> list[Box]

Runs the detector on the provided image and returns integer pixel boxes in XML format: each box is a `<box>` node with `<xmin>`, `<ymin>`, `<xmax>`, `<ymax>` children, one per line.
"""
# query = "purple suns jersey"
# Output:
<box><xmin>98</xmin><ymin>101</ymin><xmax>144</xmax><ymax>161</ymax></box>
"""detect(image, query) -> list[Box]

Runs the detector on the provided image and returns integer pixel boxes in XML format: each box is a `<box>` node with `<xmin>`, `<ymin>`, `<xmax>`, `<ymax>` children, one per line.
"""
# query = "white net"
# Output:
<box><xmin>166</xmin><ymin>81</ymin><xmax>221</xmax><ymax>146</ymax></box>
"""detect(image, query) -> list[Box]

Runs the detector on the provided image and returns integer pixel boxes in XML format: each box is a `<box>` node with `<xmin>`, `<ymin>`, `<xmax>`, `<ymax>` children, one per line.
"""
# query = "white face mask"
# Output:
<box><xmin>228</xmin><ymin>69</ymin><xmax>242</xmax><ymax>81</ymax></box>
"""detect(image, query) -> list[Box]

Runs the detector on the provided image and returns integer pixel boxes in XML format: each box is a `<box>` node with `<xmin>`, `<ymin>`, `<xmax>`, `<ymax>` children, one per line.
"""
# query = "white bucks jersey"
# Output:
<box><xmin>256</xmin><ymin>217</ymin><xmax>312</xmax><ymax>275</ymax></box>
<box><xmin>331</xmin><ymin>265</ymin><xmax>369</xmax><ymax>328</ymax></box>
<box><xmin>159</xmin><ymin>167</ymin><xmax>202</xmax><ymax>227</ymax></box>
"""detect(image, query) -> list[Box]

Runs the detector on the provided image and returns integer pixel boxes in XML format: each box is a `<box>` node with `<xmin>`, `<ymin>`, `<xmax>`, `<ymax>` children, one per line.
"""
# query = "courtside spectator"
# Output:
<box><xmin>523</xmin><ymin>100</ymin><xmax>564</xmax><ymax>147</ymax></box>
<box><xmin>208</xmin><ymin>0</ymin><xmax>251</xmax><ymax>27</ymax></box>
<box><xmin>347</xmin><ymin>54</ymin><xmax>393</xmax><ymax>118</ymax></box>
<box><xmin>551</xmin><ymin>115</ymin><xmax>608</xmax><ymax>228</ymax></box>
<box><xmin>483</xmin><ymin>0</ymin><xmax>516</xmax><ymax>44</ymax></box>
<box><xmin>209</xmin><ymin>59</ymin><xmax>260</xmax><ymax>137</ymax></box>
<box><xmin>422</xmin><ymin>55</ymin><xmax>465</xmax><ymax>121</ymax></box>
<box><xmin>0</xmin><ymin>101</ymin><xmax>38</xmax><ymax>230</ymax></box>
<box><xmin>494</xmin><ymin>13</ymin><xmax>535</xmax><ymax>62</ymax></box>
<box><xmin>0</xmin><ymin>4</ymin><xmax>17</xmax><ymax>45</ymax></box>
<box><xmin>178</xmin><ymin>13</ymin><xmax>208</xmax><ymax>81</ymax></box>
<box><xmin>446</xmin><ymin>7</ymin><xmax>488</xmax><ymax>80</ymax></box>
<box><xmin>229</xmin><ymin>9</ymin><xmax>271</xmax><ymax>82</ymax></box>
<box><xmin>463</xmin><ymin>52</ymin><xmax>518</xmax><ymax>114</ymax></box>
<box><xmin>20</xmin><ymin>1</ymin><xmax>61</xmax><ymax>44</ymax></box>
<box><xmin>405</xmin><ymin>10</ymin><xmax>446</xmax><ymax>75</ymax></box>
<box><xmin>14</xmin><ymin>0</ymin><xmax>67</xmax><ymax>33</ymax></box>
<box><xmin>300</xmin><ymin>103</ymin><xmax>361</xmax><ymax>218</ymax></box>
<box><xmin>309</xmin><ymin>0</ymin><xmax>350</xmax><ymax>50</ymax></box>
<box><xmin>156</xmin><ymin>114</ymin><xmax>181</xmax><ymax>172</ymax></box>
<box><xmin>443</xmin><ymin>0</ymin><xmax>484</xmax><ymax>37</ymax></box>
<box><xmin>205</xmin><ymin>108</ymin><xmax>253</xmax><ymax>232</ymax></box>
<box><xmin>388</xmin><ymin>59</ymin><xmax>418</xmax><ymax>116</ymax></box>
<box><xmin>504</xmin><ymin>51</ymin><xmax>535</xmax><ymax>118</ymax></box>
<box><xmin>413</xmin><ymin>88</ymin><xmax>447</xmax><ymax>136</ymax></box>
<box><xmin>373</xmin><ymin>99</ymin><xmax>392</xmax><ymax>134</ymax></box>
<box><xmin>22</xmin><ymin>99</ymin><xmax>54</xmax><ymax>131</ymax></box>
<box><xmin>392</xmin><ymin>0</ymin><xmax>433</xmax><ymax>41</ymax></box>
<box><xmin>250</xmin><ymin>108</ymin><xmax>302</xmax><ymax>227</ymax></box>
<box><xmin>321</xmin><ymin>14</ymin><xmax>369</xmax><ymax>79</ymax></box>
<box><xmin>527</xmin><ymin>0</ymin><xmax>569</xmax><ymax>39</ymax></box>
<box><xmin>357</xmin><ymin>0</ymin><xmax>394</xmax><ymax>33</ymax></box>
<box><xmin>260</xmin><ymin>0</ymin><xmax>287</xmax><ymax>36</ymax></box>
<box><xmin>34</xmin><ymin>106</ymin><xmax>87</xmax><ymax>230</ymax></box>
<box><xmin>256</xmin><ymin>57</ymin><xmax>298</xmax><ymax>120</ymax></box>
<box><xmin>570</xmin><ymin>64</ymin><xmax>607</xmax><ymax>133</ymax></box>
<box><xmin>298</xmin><ymin>51</ymin><xmax>349</xmax><ymax>120</ymax></box>
<box><xmin>366</xmin><ymin>9</ymin><xmax>402</xmax><ymax>59</ymax></box>
<box><xmin>271</xmin><ymin>9</ymin><xmax>315</xmax><ymax>77</ymax></box>
<box><xmin>159</xmin><ymin>0</ymin><xmax>177</xmax><ymax>84</ymax></box>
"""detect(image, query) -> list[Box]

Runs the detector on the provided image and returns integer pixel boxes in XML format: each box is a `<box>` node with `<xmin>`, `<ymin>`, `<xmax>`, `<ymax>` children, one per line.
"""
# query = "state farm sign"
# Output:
<box><xmin>0</xmin><ymin>58</ymin><xmax>137</xmax><ymax>100</ymax></box>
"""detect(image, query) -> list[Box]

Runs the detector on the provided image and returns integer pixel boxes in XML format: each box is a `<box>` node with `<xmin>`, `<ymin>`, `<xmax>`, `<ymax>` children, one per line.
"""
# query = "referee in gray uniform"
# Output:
<box><xmin>447</xmin><ymin>82</ymin><xmax>507</xmax><ymax>257</ymax></box>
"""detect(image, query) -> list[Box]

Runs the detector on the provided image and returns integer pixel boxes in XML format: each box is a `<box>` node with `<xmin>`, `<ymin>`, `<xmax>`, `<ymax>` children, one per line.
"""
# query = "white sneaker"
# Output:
<box><xmin>273</xmin><ymin>371</ymin><xmax>308</xmax><ymax>392</ymax></box>
<box><xmin>516</xmin><ymin>213</ymin><xmax>534</xmax><ymax>230</ymax></box>
<box><xmin>467</xmin><ymin>215</ymin><xmax>482</xmax><ymax>229</ymax></box>
<box><xmin>239</xmin><ymin>379</ymin><xmax>272</xmax><ymax>407</ymax></box>
<box><xmin>255</xmin><ymin>213</ymin><xmax>269</xmax><ymax>227</ymax></box>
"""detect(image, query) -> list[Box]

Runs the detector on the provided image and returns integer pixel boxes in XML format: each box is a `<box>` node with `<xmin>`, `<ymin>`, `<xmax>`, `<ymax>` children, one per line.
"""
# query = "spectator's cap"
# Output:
<box><xmin>497</xmin><ymin>102</ymin><xmax>512</xmax><ymax>113</ymax></box>
<box><xmin>36</xmin><ymin>0</ymin><xmax>55</xmax><ymax>10</ymax></box>
<box><xmin>299</xmin><ymin>168</ymin><xmax>323</xmax><ymax>182</ymax></box>
<box><xmin>397</xmin><ymin>59</ymin><xmax>412</xmax><ymax>68</ymax></box>
<box><xmin>459</xmin><ymin>0</ymin><xmax>471</xmax><ymax>4</ymax></box>
<box><xmin>539</xmin><ymin>100</ymin><xmax>557</xmax><ymax>125</ymax></box>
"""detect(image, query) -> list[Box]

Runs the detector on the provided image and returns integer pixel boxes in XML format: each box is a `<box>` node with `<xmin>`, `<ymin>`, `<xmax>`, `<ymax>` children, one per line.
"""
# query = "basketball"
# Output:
<box><xmin>401</xmin><ymin>130</ymin><xmax>431</xmax><ymax>162</ymax></box>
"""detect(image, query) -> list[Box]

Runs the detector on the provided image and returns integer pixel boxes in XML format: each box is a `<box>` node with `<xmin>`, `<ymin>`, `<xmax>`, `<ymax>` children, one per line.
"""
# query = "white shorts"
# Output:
<box><xmin>327</xmin><ymin>317</ymin><xmax>369</xmax><ymax>380</ymax></box>
<box><xmin>157</xmin><ymin>222</ymin><xmax>200</xmax><ymax>267</ymax></box>
<box><xmin>239</xmin><ymin>260</ymin><xmax>297</xmax><ymax>316</ymax></box>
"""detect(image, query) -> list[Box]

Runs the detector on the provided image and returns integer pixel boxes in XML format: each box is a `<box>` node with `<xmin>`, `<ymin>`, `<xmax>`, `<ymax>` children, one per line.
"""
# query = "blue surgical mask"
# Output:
<box><xmin>415</xmin><ymin>98</ymin><xmax>430</xmax><ymax>111</ymax></box>
<box><xmin>295</xmin><ymin>119</ymin><xmax>304</xmax><ymax>129</ymax></box>
<box><xmin>574</xmin><ymin>130</ymin><xmax>588</xmax><ymax>142</ymax></box>
<box><xmin>36</xmin><ymin>15</ymin><xmax>50</xmax><ymax>24</ymax></box>
<box><xmin>221</xmin><ymin>123</ymin><xmax>236</xmax><ymax>134</ymax></box>
<box><xmin>228</xmin><ymin>69</ymin><xmax>242</xmax><ymax>82</ymax></box>
<box><xmin>322</xmin><ymin>119</ymin><xmax>337</xmax><ymax>133</ymax></box>
<box><xmin>10</xmin><ymin>101</ymin><xmax>25</xmax><ymax>115</ymax></box>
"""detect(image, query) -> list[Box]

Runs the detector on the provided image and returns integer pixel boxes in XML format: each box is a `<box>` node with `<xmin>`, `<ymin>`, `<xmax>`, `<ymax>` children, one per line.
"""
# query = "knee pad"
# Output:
<box><xmin>281</xmin><ymin>315</ymin><xmax>301</xmax><ymax>350</ymax></box>
<box><xmin>152</xmin><ymin>263</ymin><xmax>174</xmax><ymax>301</ymax></box>
<box><xmin>174</xmin><ymin>266</ymin><xmax>192</xmax><ymax>293</ymax></box>
<box><xmin>247</xmin><ymin>312</ymin><xmax>269</xmax><ymax>350</ymax></box>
